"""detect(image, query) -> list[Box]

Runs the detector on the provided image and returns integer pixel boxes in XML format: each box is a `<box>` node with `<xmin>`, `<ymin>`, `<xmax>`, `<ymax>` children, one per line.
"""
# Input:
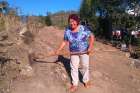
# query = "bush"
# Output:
<box><xmin>45</xmin><ymin>16</ymin><xmax>52</xmax><ymax>26</ymax></box>
<box><xmin>0</xmin><ymin>17</ymin><xmax>5</xmax><ymax>31</ymax></box>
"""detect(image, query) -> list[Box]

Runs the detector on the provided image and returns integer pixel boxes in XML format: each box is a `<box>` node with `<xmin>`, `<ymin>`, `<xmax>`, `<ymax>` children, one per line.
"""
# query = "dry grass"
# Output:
<box><xmin>0</xmin><ymin>16</ymin><xmax>5</xmax><ymax>31</ymax></box>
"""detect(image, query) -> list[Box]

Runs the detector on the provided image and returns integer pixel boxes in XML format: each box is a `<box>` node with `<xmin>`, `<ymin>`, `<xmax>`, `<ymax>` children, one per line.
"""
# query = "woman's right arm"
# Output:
<box><xmin>56</xmin><ymin>41</ymin><xmax>67</xmax><ymax>54</ymax></box>
<box><xmin>56</xmin><ymin>27</ymin><xmax>69</xmax><ymax>54</ymax></box>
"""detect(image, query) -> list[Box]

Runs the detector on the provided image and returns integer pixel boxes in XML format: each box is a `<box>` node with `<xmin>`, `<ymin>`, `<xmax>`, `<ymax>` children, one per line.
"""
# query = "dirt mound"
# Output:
<box><xmin>5</xmin><ymin>26</ymin><xmax>140</xmax><ymax>93</ymax></box>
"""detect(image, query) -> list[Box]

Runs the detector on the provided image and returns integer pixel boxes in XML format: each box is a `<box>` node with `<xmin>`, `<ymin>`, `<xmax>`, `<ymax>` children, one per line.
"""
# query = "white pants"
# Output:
<box><xmin>70</xmin><ymin>54</ymin><xmax>89</xmax><ymax>86</ymax></box>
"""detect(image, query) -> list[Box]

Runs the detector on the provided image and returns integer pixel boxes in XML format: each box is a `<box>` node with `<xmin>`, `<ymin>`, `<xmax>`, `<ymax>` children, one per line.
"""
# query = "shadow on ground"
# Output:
<box><xmin>57</xmin><ymin>55</ymin><xmax>84</xmax><ymax>84</ymax></box>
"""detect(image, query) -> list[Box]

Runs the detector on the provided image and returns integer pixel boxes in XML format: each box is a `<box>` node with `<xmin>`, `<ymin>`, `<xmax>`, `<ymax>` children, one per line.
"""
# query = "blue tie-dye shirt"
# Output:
<box><xmin>64</xmin><ymin>25</ymin><xmax>92</xmax><ymax>52</ymax></box>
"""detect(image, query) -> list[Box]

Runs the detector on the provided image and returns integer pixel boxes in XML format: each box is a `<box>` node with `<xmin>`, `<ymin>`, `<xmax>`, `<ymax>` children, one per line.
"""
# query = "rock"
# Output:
<box><xmin>130</xmin><ymin>59</ymin><xmax>140</xmax><ymax>68</ymax></box>
<box><xmin>125</xmin><ymin>52</ymin><xmax>130</xmax><ymax>58</ymax></box>
<box><xmin>0</xmin><ymin>41</ymin><xmax>14</xmax><ymax>47</ymax></box>
<box><xmin>20</xmin><ymin>65</ymin><xmax>34</xmax><ymax>77</ymax></box>
<box><xmin>19</xmin><ymin>26</ymin><xmax>27</xmax><ymax>37</ymax></box>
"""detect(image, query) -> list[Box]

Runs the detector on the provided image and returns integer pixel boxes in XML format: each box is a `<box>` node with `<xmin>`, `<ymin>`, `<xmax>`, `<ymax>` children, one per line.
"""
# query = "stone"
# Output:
<box><xmin>130</xmin><ymin>59</ymin><xmax>140</xmax><ymax>68</ymax></box>
<box><xmin>20</xmin><ymin>65</ymin><xmax>34</xmax><ymax>77</ymax></box>
<box><xmin>125</xmin><ymin>52</ymin><xmax>130</xmax><ymax>58</ymax></box>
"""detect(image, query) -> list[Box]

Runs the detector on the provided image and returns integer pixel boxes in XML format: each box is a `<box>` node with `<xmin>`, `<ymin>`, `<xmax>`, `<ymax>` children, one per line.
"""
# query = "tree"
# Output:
<box><xmin>0</xmin><ymin>0</ymin><xmax>9</xmax><ymax>15</ymax></box>
<box><xmin>45</xmin><ymin>12</ymin><xmax>52</xmax><ymax>26</ymax></box>
<box><xmin>79</xmin><ymin>0</ymin><xmax>140</xmax><ymax>39</ymax></box>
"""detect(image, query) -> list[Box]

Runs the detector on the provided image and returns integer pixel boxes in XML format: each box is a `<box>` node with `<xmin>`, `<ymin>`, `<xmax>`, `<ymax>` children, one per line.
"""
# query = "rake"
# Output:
<box><xmin>33</xmin><ymin>50</ymin><xmax>94</xmax><ymax>63</ymax></box>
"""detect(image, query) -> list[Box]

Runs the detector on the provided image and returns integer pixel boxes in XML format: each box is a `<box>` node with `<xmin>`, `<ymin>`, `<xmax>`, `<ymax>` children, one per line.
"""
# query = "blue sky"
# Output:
<box><xmin>7</xmin><ymin>0</ymin><xmax>82</xmax><ymax>15</ymax></box>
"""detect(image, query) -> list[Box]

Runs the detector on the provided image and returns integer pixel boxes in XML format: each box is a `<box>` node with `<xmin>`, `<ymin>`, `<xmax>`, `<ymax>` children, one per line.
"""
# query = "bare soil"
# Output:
<box><xmin>11</xmin><ymin>26</ymin><xmax>140</xmax><ymax>93</ymax></box>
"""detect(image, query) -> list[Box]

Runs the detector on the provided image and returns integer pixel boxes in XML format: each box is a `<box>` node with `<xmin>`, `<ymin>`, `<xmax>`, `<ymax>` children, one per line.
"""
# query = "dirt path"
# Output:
<box><xmin>11</xmin><ymin>26</ymin><xmax>140</xmax><ymax>93</ymax></box>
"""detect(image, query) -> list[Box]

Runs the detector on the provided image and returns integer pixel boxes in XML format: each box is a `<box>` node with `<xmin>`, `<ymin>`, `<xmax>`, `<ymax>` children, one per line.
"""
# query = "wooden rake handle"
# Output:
<box><xmin>34</xmin><ymin>50</ymin><xmax>94</xmax><ymax>60</ymax></box>
<box><xmin>46</xmin><ymin>50</ymin><xmax>94</xmax><ymax>57</ymax></box>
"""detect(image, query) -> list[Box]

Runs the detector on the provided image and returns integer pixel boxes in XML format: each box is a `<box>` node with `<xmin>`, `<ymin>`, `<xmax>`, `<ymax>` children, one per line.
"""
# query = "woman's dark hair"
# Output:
<box><xmin>68</xmin><ymin>14</ymin><xmax>80</xmax><ymax>24</ymax></box>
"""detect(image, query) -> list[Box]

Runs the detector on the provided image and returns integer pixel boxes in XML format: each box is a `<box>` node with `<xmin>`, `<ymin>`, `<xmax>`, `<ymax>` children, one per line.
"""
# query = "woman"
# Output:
<box><xmin>56</xmin><ymin>14</ymin><xmax>94</xmax><ymax>92</ymax></box>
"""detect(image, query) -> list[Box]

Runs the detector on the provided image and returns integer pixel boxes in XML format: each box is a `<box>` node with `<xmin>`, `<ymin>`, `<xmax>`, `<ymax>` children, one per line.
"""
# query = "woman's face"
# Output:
<box><xmin>69</xmin><ymin>19</ymin><xmax>78</xmax><ymax>30</ymax></box>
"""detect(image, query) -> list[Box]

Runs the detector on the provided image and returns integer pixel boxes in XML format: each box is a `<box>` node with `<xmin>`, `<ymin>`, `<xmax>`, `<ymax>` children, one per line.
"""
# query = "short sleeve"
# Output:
<box><xmin>64</xmin><ymin>30</ymin><xmax>69</xmax><ymax>41</ymax></box>
<box><xmin>84</xmin><ymin>26</ymin><xmax>92</xmax><ymax>37</ymax></box>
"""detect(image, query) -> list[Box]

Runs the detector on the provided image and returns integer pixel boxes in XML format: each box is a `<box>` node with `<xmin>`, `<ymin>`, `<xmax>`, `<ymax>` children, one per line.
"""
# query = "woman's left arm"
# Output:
<box><xmin>88</xmin><ymin>34</ymin><xmax>94</xmax><ymax>53</ymax></box>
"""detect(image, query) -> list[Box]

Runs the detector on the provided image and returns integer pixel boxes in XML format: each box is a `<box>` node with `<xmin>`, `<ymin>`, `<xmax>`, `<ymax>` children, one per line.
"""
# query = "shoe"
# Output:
<box><xmin>84</xmin><ymin>81</ymin><xmax>92</xmax><ymax>88</ymax></box>
<box><xmin>69</xmin><ymin>85</ymin><xmax>77</xmax><ymax>92</ymax></box>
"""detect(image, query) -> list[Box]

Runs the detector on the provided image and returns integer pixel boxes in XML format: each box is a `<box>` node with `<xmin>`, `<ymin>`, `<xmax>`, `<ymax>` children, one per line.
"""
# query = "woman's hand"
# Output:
<box><xmin>55</xmin><ymin>41</ymin><xmax>67</xmax><ymax>55</ymax></box>
<box><xmin>55</xmin><ymin>49</ymin><xmax>60</xmax><ymax>55</ymax></box>
<box><xmin>88</xmin><ymin>34</ymin><xmax>94</xmax><ymax>55</ymax></box>
<box><xmin>87</xmin><ymin>48</ymin><xmax>92</xmax><ymax>55</ymax></box>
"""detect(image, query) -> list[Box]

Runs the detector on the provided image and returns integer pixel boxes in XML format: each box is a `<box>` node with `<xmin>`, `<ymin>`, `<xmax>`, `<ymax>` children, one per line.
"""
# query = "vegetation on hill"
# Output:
<box><xmin>79</xmin><ymin>0</ymin><xmax>140</xmax><ymax>57</ymax></box>
<box><xmin>38</xmin><ymin>11</ymin><xmax>78</xmax><ymax>29</ymax></box>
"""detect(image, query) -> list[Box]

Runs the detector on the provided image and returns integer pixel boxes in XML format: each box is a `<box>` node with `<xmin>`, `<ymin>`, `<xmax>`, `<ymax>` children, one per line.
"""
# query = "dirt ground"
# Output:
<box><xmin>11</xmin><ymin>26</ymin><xmax>140</xmax><ymax>93</ymax></box>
